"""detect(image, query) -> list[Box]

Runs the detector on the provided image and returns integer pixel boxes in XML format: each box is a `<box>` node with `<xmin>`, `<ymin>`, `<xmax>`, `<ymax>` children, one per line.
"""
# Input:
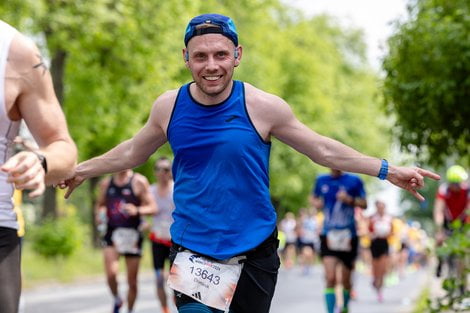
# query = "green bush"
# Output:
<box><xmin>427</xmin><ymin>219</ymin><xmax>470</xmax><ymax>312</ymax></box>
<box><xmin>30</xmin><ymin>216</ymin><xmax>83</xmax><ymax>259</ymax></box>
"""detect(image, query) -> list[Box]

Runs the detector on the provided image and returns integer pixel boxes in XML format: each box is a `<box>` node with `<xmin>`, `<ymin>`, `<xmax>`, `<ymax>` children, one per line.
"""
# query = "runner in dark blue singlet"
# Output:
<box><xmin>311</xmin><ymin>169</ymin><xmax>366</xmax><ymax>313</ymax></box>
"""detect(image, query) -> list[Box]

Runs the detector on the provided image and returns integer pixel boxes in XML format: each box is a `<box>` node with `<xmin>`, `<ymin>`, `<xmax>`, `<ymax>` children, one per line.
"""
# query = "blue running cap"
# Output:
<box><xmin>184</xmin><ymin>13</ymin><xmax>238</xmax><ymax>47</ymax></box>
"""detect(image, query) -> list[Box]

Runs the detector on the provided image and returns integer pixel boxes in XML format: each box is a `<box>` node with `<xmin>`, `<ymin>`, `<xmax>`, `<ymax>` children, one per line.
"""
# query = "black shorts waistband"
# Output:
<box><xmin>172</xmin><ymin>228</ymin><xmax>279</xmax><ymax>261</ymax></box>
<box><xmin>242</xmin><ymin>228</ymin><xmax>279</xmax><ymax>259</ymax></box>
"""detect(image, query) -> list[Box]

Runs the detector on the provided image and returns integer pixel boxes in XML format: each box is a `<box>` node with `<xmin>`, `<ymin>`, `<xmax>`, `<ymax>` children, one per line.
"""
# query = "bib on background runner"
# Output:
<box><xmin>111</xmin><ymin>228</ymin><xmax>139</xmax><ymax>254</ymax></box>
<box><xmin>327</xmin><ymin>229</ymin><xmax>352</xmax><ymax>252</ymax></box>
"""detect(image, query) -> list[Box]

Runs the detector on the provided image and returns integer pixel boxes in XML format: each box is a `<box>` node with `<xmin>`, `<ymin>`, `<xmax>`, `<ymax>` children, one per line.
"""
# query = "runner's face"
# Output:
<box><xmin>376</xmin><ymin>201</ymin><xmax>386</xmax><ymax>215</ymax></box>
<box><xmin>330</xmin><ymin>169</ymin><xmax>342</xmax><ymax>177</ymax></box>
<box><xmin>448</xmin><ymin>183</ymin><xmax>461</xmax><ymax>192</ymax></box>
<box><xmin>185</xmin><ymin>34</ymin><xmax>238</xmax><ymax>101</ymax></box>
<box><xmin>155</xmin><ymin>160</ymin><xmax>171</xmax><ymax>181</ymax></box>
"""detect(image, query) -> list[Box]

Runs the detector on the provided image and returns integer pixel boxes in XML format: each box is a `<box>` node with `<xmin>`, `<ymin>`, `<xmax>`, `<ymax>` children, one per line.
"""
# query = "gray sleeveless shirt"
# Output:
<box><xmin>0</xmin><ymin>21</ymin><xmax>21</xmax><ymax>230</ymax></box>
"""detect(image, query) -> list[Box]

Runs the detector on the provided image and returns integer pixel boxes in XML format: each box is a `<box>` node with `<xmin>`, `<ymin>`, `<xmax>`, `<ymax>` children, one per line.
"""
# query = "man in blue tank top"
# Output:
<box><xmin>61</xmin><ymin>13</ymin><xmax>440</xmax><ymax>313</ymax></box>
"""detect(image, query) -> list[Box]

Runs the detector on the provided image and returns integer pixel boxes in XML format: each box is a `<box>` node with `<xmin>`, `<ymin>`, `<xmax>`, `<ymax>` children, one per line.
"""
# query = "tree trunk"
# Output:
<box><xmin>49</xmin><ymin>49</ymin><xmax>67</xmax><ymax>103</ymax></box>
<box><xmin>41</xmin><ymin>187</ymin><xmax>57</xmax><ymax>219</ymax></box>
<box><xmin>41</xmin><ymin>48</ymin><xmax>67</xmax><ymax>218</ymax></box>
<box><xmin>89</xmin><ymin>177</ymin><xmax>101</xmax><ymax>247</ymax></box>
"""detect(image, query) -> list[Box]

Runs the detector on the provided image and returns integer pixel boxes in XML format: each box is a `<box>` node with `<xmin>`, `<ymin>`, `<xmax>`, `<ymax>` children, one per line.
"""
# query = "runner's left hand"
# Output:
<box><xmin>387</xmin><ymin>166</ymin><xmax>440</xmax><ymax>201</ymax></box>
<box><xmin>1</xmin><ymin>151</ymin><xmax>46</xmax><ymax>198</ymax></box>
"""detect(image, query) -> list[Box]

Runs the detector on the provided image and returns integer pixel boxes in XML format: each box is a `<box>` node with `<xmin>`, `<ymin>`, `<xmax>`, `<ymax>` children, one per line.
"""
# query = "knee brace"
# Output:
<box><xmin>155</xmin><ymin>269</ymin><xmax>165</xmax><ymax>288</ymax></box>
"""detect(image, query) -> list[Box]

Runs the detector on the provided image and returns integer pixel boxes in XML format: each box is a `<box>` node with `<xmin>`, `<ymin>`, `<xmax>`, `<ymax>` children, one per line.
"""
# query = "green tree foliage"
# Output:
<box><xmin>236</xmin><ymin>13</ymin><xmax>389</xmax><ymax>213</ymax></box>
<box><xmin>1</xmin><ymin>0</ymin><xmax>389</xmax><ymax>217</ymax></box>
<box><xmin>383</xmin><ymin>0</ymin><xmax>470</xmax><ymax>166</ymax></box>
<box><xmin>383</xmin><ymin>5</ymin><xmax>470</xmax><ymax>304</ymax></box>
<box><xmin>428</xmin><ymin>220</ymin><xmax>470</xmax><ymax>312</ymax></box>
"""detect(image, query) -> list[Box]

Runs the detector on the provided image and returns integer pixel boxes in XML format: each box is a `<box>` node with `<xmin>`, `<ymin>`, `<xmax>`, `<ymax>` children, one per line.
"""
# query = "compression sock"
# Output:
<box><xmin>324</xmin><ymin>287</ymin><xmax>336</xmax><ymax>313</ymax></box>
<box><xmin>342</xmin><ymin>289</ymin><xmax>351</xmax><ymax>312</ymax></box>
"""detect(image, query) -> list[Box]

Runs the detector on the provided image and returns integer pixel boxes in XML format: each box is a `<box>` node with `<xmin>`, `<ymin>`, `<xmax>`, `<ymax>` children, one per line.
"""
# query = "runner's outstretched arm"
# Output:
<box><xmin>60</xmin><ymin>90</ymin><xmax>176</xmax><ymax>198</ymax></box>
<box><xmin>265</xmin><ymin>93</ymin><xmax>440</xmax><ymax>201</ymax></box>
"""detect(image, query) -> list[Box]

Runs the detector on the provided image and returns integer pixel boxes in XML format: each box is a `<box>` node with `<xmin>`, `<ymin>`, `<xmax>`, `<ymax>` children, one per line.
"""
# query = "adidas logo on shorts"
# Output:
<box><xmin>191</xmin><ymin>292</ymin><xmax>202</xmax><ymax>300</ymax></box>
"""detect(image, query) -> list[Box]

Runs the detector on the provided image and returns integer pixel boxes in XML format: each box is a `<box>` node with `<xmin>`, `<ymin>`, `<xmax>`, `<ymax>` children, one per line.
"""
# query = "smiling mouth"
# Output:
<box><xmin>203</xmin><ymin>75</ymin><xmax>222</xmax><ymax>81</ymax></box>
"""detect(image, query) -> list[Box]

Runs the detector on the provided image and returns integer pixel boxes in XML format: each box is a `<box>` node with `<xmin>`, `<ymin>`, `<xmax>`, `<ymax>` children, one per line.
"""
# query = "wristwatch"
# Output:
<box><xmin>34</xmin><ymin>152</ymin><xmax>48</xmax><ymax>174</ymax></box>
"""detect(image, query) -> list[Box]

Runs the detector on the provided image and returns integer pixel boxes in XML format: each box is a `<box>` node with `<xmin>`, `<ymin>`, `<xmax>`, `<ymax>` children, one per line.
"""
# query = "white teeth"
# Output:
<box><xmin>204</xmin><ymin>76</ymin><xmax>220</xmax><ymax>81</ymax></box>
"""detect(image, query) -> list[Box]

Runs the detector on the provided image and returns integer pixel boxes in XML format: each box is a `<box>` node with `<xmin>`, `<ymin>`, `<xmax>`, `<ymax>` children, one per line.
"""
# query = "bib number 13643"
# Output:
<box><xmin>167</xmin><ymin>250</ymin><xmax>244</xmax><ymax>312</ymax></box>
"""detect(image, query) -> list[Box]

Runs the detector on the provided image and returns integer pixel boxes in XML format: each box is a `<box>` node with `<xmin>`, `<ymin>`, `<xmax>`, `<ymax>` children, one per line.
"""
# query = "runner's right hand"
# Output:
<box><xmin>58</xmin><ymin>173</ymin><xmax>86</xmax><ymax>199</ymax></box>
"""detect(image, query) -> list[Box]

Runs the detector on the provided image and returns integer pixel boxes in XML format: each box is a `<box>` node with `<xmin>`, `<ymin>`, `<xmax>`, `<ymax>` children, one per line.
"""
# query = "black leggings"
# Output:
<box><xmin>0</xmin><ymin>227</ymin><xmax>21</xmax><ymax>313</ymax></box>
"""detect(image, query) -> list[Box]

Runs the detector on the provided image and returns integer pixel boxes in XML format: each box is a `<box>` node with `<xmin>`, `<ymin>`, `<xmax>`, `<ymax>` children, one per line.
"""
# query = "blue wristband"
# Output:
<box><xmin>377</xmin><ymin>159</ymin><xmax>388</xmax><ymax>180</ymax></box>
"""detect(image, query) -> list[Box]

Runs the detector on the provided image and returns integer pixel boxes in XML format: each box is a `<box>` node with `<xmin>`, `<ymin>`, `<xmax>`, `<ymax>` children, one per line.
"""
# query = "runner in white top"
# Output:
<box><xmin>279</xmin><ymin>212</ymin><xmax>298</xmax><ymax>268</ymax></box>
<box><xmin>297</xmin><ymin>207</ymin><xmax>320</xmax><ymax>274</ymax></box>
<box><xmin>149</xmin><ymin>157</ymin><xmax>175</xmax><ymax>313</ymax></box>
<box><xmin>368</xmin><ymin>200</ymin><xmax>393</xmax><ymax>302</ymax></box>
<box><xmin>0</xmin><ymin>20</ymin><xmax>76</xmax><ymax>313</ymax></box>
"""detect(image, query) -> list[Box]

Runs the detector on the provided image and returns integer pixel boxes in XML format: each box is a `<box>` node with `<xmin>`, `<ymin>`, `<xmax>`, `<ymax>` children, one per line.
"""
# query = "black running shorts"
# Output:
<box><xmin>370</xmin><ymin>238</ymin><xmax>389</xmax><ymax>259</ymax></box>
<box><xmin>320</xmin><ymin>234</ymin><xmax>359</xmax><ymax>270</ymax></box>
<box><xmin>152</xmin><ymin>241</ymin><xmax>171</xmax><ymax>270</ymax></box>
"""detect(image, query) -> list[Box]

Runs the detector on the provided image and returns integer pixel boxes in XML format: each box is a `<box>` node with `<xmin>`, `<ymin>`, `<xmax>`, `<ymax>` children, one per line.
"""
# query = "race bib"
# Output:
<box><xmin>168</xmin><ymin>250</ymin><xmax>244</xmax><ymax>312</ymax></box>
<box><xmin>111</xmin><ymin>228</ymin><xmax>140</xmax><ymax>254</ymax></box>
<box><xmin>327</xmin><ymin>229</ymin><xmax>352</xmax><ymax>252</ymax></box>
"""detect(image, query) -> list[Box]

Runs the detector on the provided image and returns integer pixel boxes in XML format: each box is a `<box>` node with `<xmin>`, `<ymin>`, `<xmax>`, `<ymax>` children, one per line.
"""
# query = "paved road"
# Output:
<box><xmin>271</xmin><ymin>266</ymin><xmax>426</xmax><ymax>313</ymax></box>
<box><xmin>21</xmin><ymin>265</ymin><xmax>428</xmax><ymax>313</ymax></box>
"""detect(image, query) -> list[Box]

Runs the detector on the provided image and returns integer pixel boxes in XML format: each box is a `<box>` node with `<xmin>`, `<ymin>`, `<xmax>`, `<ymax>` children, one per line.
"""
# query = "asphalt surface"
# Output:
<box><xmin>21</xmin><ymin>265</ymin><xmax>428</xmax><ymax>313</ymax></box>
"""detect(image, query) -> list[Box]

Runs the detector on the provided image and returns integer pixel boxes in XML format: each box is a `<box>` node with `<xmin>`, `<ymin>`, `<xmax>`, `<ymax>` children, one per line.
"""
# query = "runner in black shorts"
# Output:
<box><xmin>278</xmin><ymin>212</ymin><xmax>297</xmax><ymax>268</ymax></box>
<box><xmin>149</xmin><ymin>157</ymin><xmax>175</xmax><ymax>313</ymax></box>
<box><xmin>297</xmin><ymin>208</ymin><xmax>320</xmax><ymax>274</ymax></box>
<box><xmin>368</xmin><ymin>200</ymin><xmax>393</xmax><ymax>302</ymax></box>
<box><xmin>95</xmin><ymin>169</ymin><xmax>156</xmax><ymax>313</ymax></box>
<box><xmin>311</xmin><ymin>169</ymin><xmax>367</xmax><ymax>313</ymax></box>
